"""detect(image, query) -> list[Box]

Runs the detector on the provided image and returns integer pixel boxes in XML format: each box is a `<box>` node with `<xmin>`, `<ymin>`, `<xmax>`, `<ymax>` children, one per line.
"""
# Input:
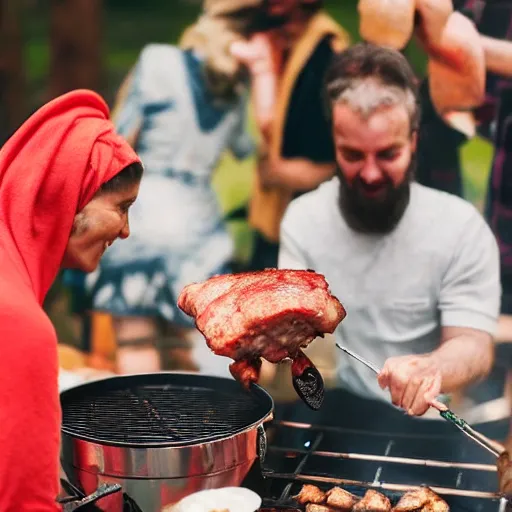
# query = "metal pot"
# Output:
<box><xmin>59</xmin><ymin>373</ymin><xmax>273</xmax><ymax>511</ymax></box>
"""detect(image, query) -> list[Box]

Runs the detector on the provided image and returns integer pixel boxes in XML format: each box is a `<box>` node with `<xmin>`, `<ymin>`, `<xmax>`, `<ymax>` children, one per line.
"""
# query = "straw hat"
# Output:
<box><xmin>179</xmin><ymin>0</ymin><xmax>266</xmax><ymax>100</ymax></box>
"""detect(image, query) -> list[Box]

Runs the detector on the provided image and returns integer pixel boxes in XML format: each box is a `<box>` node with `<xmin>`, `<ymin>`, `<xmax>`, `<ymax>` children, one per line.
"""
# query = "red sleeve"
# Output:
<box><xmin>0</xmin><ymin>300</ymin><xmax>61</xmax><ymax>511</ymax></box>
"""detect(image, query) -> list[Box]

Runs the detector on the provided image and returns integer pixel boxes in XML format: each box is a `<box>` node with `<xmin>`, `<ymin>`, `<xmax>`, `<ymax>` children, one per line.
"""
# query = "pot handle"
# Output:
<box><xmin>257</xmin><ymin>424</ymin><xmax>267</xmax><ymax>464</ymax></box>
<box><xmin>58</xmin><ymin>480</ymin><xmax>122</xmax><ymax>511</ymax></box>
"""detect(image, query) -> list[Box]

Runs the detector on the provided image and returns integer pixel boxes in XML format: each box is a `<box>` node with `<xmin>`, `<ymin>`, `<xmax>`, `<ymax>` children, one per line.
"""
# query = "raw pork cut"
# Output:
<box><xmin>178</xmin><ymin>269</ymin><xmax>346</xmax><ymax>408</ymax></box>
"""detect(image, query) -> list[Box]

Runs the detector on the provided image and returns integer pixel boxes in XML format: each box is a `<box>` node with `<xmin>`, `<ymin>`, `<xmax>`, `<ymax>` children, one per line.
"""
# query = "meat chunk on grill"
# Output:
<box><xmin>305</xmin><ymin>505</ymin><xmax>339</xmax><ymax>512</ymax></box>
<box><xmin>393</xmin><ymin>487</ymin><xmax>449</xmax><ymax>512</ymax></box>
<box><xmin>178</xmin><ymin>269</ymin><xmax>346</xmax><ymax>409</ymax></box>
<box><xmin>326</xmin><ymin>486</ymin><xmax>359</xmax><ymax>510</ymax></box>
<box><xmin>393</xmin><ymin>488</ymin><xmax>429</xmax><ymax>511</ymax></box>
<box><xmin>353</xmin><ymin>490</ymin><xmax>391</xmax><ymax>511</ymax></box>
<box><xmin>293</xmin><ymin>484</ymin><xmax>327</xmax><ymax>505</ymax></box>
<box><xmin>498</xmin><ymin>450</ymin><xmax>512</xmax><ymax>496</ymax></box>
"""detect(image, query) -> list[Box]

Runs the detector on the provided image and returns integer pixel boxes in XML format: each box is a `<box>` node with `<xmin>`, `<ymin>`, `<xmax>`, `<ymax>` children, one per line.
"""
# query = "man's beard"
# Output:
<box><xmin>337</xmin><ymin>159</ymin><xmax>415</xmax><ymax>235</ymax></box>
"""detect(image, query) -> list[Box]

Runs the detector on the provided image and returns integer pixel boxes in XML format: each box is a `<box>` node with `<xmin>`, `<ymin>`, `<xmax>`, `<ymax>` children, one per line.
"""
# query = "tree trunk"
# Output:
<box><xmin>49</xmin><ymin>0</ymin><xmax>102</xmax><ymax>99</ymax></box>
<box><xmin>0</xmin><ymin>0</ymin><xmax>25</xmax><ymax>144</ymax></box>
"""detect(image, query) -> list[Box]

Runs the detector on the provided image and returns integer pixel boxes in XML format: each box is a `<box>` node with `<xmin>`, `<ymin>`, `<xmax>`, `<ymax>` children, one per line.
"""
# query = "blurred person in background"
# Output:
<box><xmin>0</xmin><ymin>90</ymin><xmax>142</xmax><ymax>510</ymax></box>
<box><xmin>416</xmin><ymin>1</ymin><xmax>512</xmax><ymax>338</ymax></box>
<box><xmin>413</xmin><ymin>0</ymin><xmax>512</xmax><ymax>431</ymax></box>
<box><xmin>63</xmin><ymin>0</ymin><xmax>271</xmax><ymax>376</ymax></box>
<box><xmin>234</xmin><ymin>0</ymin><xmax>350</xmax><ymax>271</ymax></box>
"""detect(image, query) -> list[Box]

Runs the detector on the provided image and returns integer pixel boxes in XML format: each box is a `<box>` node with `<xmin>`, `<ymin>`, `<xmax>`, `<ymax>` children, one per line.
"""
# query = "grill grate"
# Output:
<box><xmin>245</xmin><ymin>420</ymin><xmax>508</xmax><ymax>512</ymax></box>
<box><xmin>60</xmin><ymin>373</ymin><xmax>272</xmax><ymax>447</ymax></box>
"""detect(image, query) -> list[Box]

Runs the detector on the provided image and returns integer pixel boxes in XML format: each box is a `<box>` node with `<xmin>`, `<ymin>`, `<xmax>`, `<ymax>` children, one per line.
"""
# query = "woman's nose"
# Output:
<box><xmin>119</xmin><ymin>219</ymin><xmax>130</xmax><ymax>239</ymax></box>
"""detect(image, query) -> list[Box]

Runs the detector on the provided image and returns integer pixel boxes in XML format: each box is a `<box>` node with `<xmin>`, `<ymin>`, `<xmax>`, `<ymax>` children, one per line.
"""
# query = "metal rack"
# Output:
<box><xmin>253</xmin><ymin>420</ymin><xmax>509</xmax><ymax>511</ymax></box>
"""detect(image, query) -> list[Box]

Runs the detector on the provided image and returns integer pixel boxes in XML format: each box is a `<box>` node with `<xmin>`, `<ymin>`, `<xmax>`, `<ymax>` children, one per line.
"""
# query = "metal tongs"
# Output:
<box><xmin>336</xmin><ymin>343</ymin><xmax>506</xmax><ymax>458</ymax></box>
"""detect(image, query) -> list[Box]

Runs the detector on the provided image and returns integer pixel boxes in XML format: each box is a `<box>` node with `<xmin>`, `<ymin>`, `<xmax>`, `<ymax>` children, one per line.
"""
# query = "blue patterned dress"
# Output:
<box><xmin>82</xmin><ymin>44</ymin><xmax>254</xmax><ymax>326</ymax></box>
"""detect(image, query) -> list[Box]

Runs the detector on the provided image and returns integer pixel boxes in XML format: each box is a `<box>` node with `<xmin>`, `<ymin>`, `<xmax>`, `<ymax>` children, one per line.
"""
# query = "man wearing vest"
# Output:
<box><xmin>241</xmin><ymin>0</ymin><xmax>351</xmax><ymax>271</ymax></box>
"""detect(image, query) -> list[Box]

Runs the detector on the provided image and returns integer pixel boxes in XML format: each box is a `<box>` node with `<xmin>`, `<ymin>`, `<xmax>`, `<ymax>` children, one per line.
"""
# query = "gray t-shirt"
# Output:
<box><xmin>279</xmin><ymin>179</ymin><xmax>501</xmax><ymax>402</ymax></box>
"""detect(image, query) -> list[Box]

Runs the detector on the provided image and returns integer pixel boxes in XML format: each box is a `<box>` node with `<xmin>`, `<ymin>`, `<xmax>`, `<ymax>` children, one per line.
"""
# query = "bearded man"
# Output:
<box><xmin>270</xmin><ymin>43</ymin><xmax>500</xmax><ymax>431</ymax></box>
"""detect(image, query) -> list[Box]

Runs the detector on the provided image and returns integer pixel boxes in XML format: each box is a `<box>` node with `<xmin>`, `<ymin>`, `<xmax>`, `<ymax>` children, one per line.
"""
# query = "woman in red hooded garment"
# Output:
<box><xmin>0</xmin><ymin>89</ymin><xmax>142</xmax><ymax>510</ymax></box>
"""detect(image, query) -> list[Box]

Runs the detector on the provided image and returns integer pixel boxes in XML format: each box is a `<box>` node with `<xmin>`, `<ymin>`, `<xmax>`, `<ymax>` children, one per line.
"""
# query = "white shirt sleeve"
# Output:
<box><xmin>439</xmin><ymin>210</ymin><xmax>501</xmax><ymax>336</ymax></box>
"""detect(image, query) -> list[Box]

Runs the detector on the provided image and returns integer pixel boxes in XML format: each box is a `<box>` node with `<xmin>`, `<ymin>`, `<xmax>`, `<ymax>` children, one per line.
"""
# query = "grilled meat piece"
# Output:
<box><xmin>393</xmin><ymin>488</ymin><xmax>429</xmax><ymax>511</ymax></box>
<box><xmin>294</xmin><ymin>484</ymin><xmax>327</xmax><ymax>505</ymax></box>
<box><xmin>498</xmin><ymin>450</ymin><xmax>512</xmax><ymax>496</ymax></box>
<box><xmin>325</xmin><ymin>486</ymin><xmax>359</xmax><ymax>510</ymax></box>
<box><xmin>393</xmin><ymin>488</ymin><xmax>449</xmax><ymax>512</ymax></box>
<box><xmin>353</xmin><ymin>490</ymin><xmax>391</xmax><ymax>511</ymax></box>
<box><xmin>421</xmin><ymin>500</ymin><xmax>449</xmax><ymax>512</ymax></box>
<box><xmin>178</xmin><ymin>269</ymin><xmax>346</xmax><ymax>407</ymax></box>
<box><xmin>305</xmin><ymin>505</ymin><xmax>339</xmax><ymax>512</ymax></box>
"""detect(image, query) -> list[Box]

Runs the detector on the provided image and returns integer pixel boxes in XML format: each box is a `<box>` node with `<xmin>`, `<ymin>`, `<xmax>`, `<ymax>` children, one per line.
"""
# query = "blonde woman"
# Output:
<box><xmin>75</xmin><ymin>1</ymin><xmax>267</xmax><ymax>375</ymax></box>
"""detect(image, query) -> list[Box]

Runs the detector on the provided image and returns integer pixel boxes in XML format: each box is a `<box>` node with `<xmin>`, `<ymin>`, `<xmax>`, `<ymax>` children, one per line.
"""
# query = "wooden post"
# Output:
<box><xmin>0</xmin><ymin>0</ymin><xmax>25</xmax><ymax>144</ymax></box>
<box><xmin>49</xmin><ymin>0</ymin><xmax>103</xmax><ymax>98</ymax></box>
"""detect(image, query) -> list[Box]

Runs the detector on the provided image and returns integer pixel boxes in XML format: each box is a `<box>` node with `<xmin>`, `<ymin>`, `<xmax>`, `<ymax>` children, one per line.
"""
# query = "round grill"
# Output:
<box><xmin>61</xmin><ymin>373</ymin><xmax>273</xmax><ymax>448</ymax></box>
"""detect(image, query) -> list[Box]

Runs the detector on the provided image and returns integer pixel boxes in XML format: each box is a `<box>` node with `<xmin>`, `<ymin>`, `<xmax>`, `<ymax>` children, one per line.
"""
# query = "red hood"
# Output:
<box><xmin>0</xmin><ymin>89</ymin><xmax>140</xmax><ymax>304</ymax></box>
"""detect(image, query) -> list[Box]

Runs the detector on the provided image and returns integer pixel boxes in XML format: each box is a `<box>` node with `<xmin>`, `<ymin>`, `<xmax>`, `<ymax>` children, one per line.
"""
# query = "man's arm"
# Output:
<box><xmin>481</xmin><ymin>35</ymin><xmax>512</xmax><ymax>78</ymax></box>
<box><xmin>429</xmin><ymin>326</ymin><xmax>494</xmax><ymax>392</ymax></box>
<box><xmin>379</xmin><ymin>209</ymin><xmax>500</xmax><ymax>416</ymax></box>
<box><xmin>378</xmin><ymin>328</ymin><xmax>493</xmax><ymax>416</ymax></box>
<box><xmin>259</xmin><ymin>149</ymin><xmax>336</xmax><ymax>191</ymax></box>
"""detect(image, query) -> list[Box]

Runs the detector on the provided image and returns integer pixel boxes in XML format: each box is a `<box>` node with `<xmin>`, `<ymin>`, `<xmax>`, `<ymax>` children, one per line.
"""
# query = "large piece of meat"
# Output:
<box><xmin>177</xmin><ymin>269</ymin><xmax>346</xmax><ymax>405</ymax></box>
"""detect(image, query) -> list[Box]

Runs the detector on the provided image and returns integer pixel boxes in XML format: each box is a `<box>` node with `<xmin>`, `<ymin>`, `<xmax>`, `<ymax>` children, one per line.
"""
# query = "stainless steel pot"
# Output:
<box><xmin>59</xmin><ymin>373</ymin><xmax>273</xmax><ymax>511</ymax></box>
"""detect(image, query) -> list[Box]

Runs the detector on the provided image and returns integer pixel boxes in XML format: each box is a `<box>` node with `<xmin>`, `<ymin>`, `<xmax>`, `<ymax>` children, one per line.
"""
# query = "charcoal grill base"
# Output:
<box><xmin>63</xmin><ymin>461</ymin><xmax>255</xmax><ymax>511</ymax></box>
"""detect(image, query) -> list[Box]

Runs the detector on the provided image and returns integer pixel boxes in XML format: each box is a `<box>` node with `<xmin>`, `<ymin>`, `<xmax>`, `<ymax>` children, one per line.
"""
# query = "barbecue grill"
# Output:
<box><xmin>59</xmin><ymin>373</ymin><xmax>272</xmax><ymax>511</ymax></box>
<box><xmin>59</xmin><ymin>376</ymin><xmax>510</xmax><ymax>511</ymax></box>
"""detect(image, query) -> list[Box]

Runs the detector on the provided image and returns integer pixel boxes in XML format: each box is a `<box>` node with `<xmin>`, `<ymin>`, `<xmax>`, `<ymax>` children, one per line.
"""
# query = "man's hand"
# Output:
<box><xmin>377</xmin><ymin>354</ymin><xmax>442</xmax><ymax>416</ymax></box>
<box><xmin>230</xmin><ymin>33</ymin><xmax>274</xmax><ymax>76</ymax></box>
<box><xmin>230</xmin><ymin>33</ymin><xmax>276</xmax><ymax>139</ymax></box>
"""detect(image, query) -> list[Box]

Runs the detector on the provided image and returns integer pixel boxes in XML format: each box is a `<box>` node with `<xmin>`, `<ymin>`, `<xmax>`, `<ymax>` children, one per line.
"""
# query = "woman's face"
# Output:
<box><xmin>62</xmin><ymin>181</ymin><xmax>140</xmax><ymax>272</ymax></box>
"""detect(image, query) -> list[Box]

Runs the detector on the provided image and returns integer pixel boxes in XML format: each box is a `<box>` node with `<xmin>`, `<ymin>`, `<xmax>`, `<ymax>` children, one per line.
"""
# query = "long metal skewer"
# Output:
<box><xmin>336</xmin><ymin>343</ymin><xmax>505</xmax><ymax>458</ymax></box>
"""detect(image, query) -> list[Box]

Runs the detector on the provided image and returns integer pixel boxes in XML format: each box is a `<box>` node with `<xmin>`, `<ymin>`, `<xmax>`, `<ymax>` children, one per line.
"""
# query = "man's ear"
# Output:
<box><xmin>410</xmin><ymin>130</ymin><xmax>418</xmax><ymax>152</ymax></box>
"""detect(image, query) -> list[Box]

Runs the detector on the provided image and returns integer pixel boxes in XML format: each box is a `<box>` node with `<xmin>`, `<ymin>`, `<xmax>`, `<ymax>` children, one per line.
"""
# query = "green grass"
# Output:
<box><xmin>461</xmin><ymin>137</ymin><xmax>494</xmax><ymax>209</ymax></box>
